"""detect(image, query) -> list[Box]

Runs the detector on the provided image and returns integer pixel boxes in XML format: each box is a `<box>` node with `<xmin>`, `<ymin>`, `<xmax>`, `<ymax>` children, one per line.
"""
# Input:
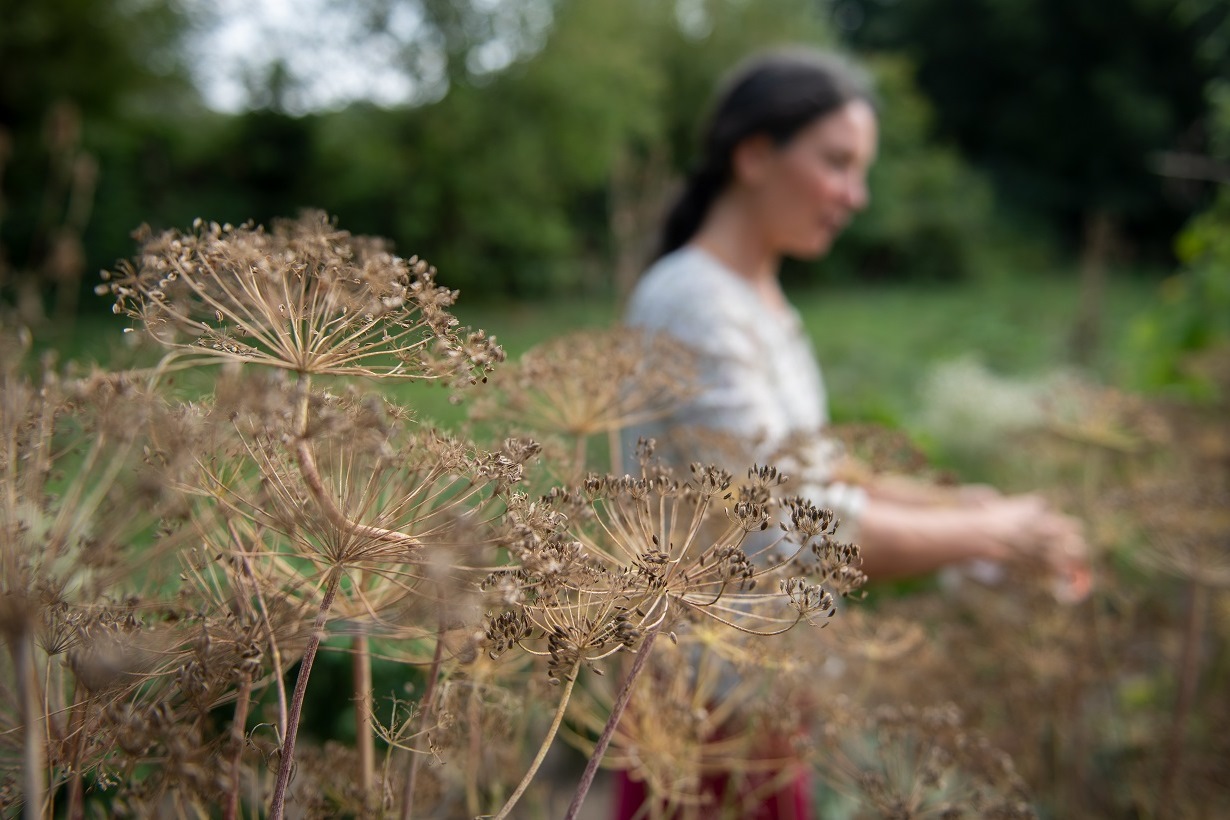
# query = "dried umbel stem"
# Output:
<box><xmin>563</xmin><ymin>617</ymin><xmax>662</xmax><ymax>820</ymax></box>
<box><xmin>101</xmin><ymin>211</ymin><xmax>503</xmax><ymax>383</ymax></box>
<box><xmin>6</xmin><ymin>630</ymin><xmax>45</xmax><ymax>820</ymax></box>
<box><xmin>491</xmin><ymin>658</ymin><xmax>583</xmax><ymax>820</ymax></box>
<box><xmin>176</xmin><ymin>373</ymin><xmax>519</xmax><ymax>817</ymax></box>
<box><xmin>269</xmin><ymin>567</ymin><xmax>343</xmax><ymax>820</ymax></box>
<box><xmin>399</xmin><ymin>620</ymin><xmax>446</xmax><ymax>820</ymax></box>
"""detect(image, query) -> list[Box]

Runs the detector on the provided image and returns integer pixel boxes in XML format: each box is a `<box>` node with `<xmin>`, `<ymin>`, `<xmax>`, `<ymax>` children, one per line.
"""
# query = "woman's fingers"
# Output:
<box><xmin>1026</xmin><ymin>508</ymin><xmax>1094</xmax><ymax>603</ymax></box>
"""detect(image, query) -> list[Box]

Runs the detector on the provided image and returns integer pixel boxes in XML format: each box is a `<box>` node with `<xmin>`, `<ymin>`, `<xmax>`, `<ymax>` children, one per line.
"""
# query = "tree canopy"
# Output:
<box><xmin>843</xmin><ymin>0</ymin><xmax>1229</xmax><ymax>251</ymax></box>
<box><xmin>3</xmin><ymin>0</ymin><xmax>1225</xmax><ymax>306</ymax></box>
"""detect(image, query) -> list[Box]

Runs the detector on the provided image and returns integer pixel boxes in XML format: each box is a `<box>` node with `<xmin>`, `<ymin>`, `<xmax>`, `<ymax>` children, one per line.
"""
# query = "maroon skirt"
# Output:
<box><xmin>611</xmin><ymin>763</ymin><xmax>813</xmax><ymax>820</ymax></box>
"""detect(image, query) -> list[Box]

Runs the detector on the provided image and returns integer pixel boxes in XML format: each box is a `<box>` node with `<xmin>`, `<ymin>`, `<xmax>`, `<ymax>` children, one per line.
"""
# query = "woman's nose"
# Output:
<box><xmin>846</xmin><ymin>174</ymin><xmax>869</xmax><ymax>211</ymax></box>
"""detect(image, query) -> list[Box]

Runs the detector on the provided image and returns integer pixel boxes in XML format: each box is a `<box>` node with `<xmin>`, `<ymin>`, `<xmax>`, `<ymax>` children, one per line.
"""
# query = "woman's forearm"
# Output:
<box><xmin>864</xmin><ymin>473</ymin><xmax>958</xmax><ymax>507</ymax></box>
<box><xmin>863</xmin><ymin>473</ymin><xmax>999</xmax><ymax>509</ymax></box>
<box><xmin>855</xmin><ymin>498</ymin><xmax>1009</xmax><ymax>580</ymax></box>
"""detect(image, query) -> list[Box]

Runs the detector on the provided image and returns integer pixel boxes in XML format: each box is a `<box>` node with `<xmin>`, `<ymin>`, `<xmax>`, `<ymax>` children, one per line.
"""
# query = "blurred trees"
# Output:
<box><xmin>842</xmin><ymin>0</ymin><xmax>1227</xmax><ymax>362</ymax></box>
<box><xmin>0</xmin><ymin>0</ymin><xmax>197</xmax><ymax>319</ymax></box>
<box><xmin>1131</xmin><ymin>75</ymin><xmax>1230</xmax><ymax>399</ymax></box>
<box><xmin>843</xmin><ymin>0</ymin><xmax>1228</xmax><ymax>255</ymax></box>
<box><xmin>2</xmin><ymin>0</ymin><xmax>1224</xmax><ymax>308</ymax></box>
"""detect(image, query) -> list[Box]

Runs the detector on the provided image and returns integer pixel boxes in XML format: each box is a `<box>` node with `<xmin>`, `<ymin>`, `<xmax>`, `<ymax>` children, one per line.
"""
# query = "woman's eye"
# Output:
<box><xmin>823</xmin><ymin>152</ymin><xmax>852</xmax><ymax>170</ymax></box>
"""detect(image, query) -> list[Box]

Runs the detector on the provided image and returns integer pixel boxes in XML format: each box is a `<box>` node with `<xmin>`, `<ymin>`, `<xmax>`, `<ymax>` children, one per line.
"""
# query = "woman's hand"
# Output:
<box><xmin>855</xmin><ymin>486</ymin><xmax>1092</xmax><ymax>602</ymax></box>
<box><xmin>980</xmin><ymin>494</ymin><xmax>1092</xmax><ymax>602</ymax></box>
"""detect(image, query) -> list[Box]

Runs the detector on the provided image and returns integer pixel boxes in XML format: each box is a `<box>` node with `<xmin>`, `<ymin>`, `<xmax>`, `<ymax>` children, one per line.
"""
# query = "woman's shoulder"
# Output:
<box><xmin>625</xmin><ymin>247</ymin><xmax>751</xmax><ymax>331</ymax></box>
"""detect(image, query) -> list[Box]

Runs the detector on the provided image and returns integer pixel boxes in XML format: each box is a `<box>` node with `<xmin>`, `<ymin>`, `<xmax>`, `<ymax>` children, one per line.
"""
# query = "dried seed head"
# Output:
<box><xmin>102</xmin><ymin>212</ymin><xmax>503</xmax><ymax>383</ymax></box>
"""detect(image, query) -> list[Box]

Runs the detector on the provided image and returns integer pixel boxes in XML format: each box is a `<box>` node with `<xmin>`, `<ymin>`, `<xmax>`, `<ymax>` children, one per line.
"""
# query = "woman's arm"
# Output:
<box><xmin>855</xmin><ymin>493</ymin><xmax>1087</xmax><ymax>582</ymax></box>
<box><xmin>861</xmin><ymin>473</ymin><xmax>999</xmax><ymax>508</ymax></box>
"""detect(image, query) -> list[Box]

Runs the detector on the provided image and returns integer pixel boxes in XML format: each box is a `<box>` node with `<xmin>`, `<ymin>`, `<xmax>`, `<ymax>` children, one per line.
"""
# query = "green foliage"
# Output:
<box><xmin>0</xmin><ymin>0</ymin><xmax>192</xmax><ymax>124</ymax></box>
<box><xmin>1129</xmin><ymin>191</ymin><xmax>1230</xmax><ymax>399</ymax></box>
<box><xmin>816</xmin><ymin>55</ymin><xmax>1001</xmax><ymax>283</ymax></box>
<box><xmin>4</xmin><ymin>0</ymin><xmax>1092</xmax><ymax>303</ymax></box>
<box><xmin>376</xmin><ymin>0</ymin><xmax>839</xmax><ymax>296</ymax></box>
<box><xmin>0</xmin><ymin>0</ymin><xmax>196</xmax><ymax>269</ymax></box>
<box><xmin>1128</xmin><ymin>73</ymin><xmax>1230</xmax><ymax>399</ymax></box>
<box><xmin>846</xmin><ymin>0</ymin><xmax>1227</xmax><ymax>252</ymax></box>
<box><xmin>386</xmin><ymin>1</ymin><xmax>668</xmax><ymax>295</ymax></box>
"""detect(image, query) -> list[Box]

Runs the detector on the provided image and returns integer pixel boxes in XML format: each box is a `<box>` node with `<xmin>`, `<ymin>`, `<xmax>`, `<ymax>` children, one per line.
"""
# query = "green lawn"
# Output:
<box><xmin>797</xmin><ymin>272</ymin><xmax>1156</xmax><ymax>425</ymax></box>
<box><xmin>35</xmin><ymin>268</ymin><xmax>1158</xmax><ymax>433</ymax></box>
<box><xmin>443</xmin><ymin>270</ymin><xmax>1156</xmax><ymax>432</ymax></box>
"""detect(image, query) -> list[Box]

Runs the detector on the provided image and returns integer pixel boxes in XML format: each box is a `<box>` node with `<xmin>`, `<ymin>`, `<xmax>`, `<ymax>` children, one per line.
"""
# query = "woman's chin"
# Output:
<box><xmin>786</xmin><ymin>234</ymin><xmax>835</xmax><ymax>260</ymax></box>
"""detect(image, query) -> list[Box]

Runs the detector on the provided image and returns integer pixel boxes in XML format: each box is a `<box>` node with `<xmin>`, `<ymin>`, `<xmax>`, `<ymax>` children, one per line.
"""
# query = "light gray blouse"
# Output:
<box><xmin>622</xmin><ymin>246</ymin><xmax>867</xmax><ymax>534</ymax></box>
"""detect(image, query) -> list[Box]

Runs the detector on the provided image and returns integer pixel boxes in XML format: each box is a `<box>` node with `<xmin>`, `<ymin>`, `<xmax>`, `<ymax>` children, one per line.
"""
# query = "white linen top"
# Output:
<box><xmin>622</xmin><ymin>245</ymin><xmax>868</xmax><ymax>534</ymax></box>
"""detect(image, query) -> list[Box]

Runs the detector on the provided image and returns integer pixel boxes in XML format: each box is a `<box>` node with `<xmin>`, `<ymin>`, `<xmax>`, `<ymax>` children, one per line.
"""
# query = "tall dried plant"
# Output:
<box><xmin>94</xmin><ymin>212</ymin><xmax>508</xmax><ymax>818</ymax></box>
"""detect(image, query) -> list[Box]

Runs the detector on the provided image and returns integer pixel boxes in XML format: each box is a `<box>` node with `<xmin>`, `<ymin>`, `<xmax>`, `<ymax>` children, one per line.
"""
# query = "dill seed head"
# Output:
<box><xmin>102</xmin><ymin>212</ymin><xmax>503</xmax><ymax>383</ymax></box>
<box><xmin>471</xmin><ymin>329</ymin><xmax>699</xmax><ymax>439</ymax></box>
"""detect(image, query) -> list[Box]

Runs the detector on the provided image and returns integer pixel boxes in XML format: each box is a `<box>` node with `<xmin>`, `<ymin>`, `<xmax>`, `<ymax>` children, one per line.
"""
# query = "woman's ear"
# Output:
<box><xmin>730</xmin><ymin>133</ymin><xmax>776</xmax><ymax>187</ymax></box>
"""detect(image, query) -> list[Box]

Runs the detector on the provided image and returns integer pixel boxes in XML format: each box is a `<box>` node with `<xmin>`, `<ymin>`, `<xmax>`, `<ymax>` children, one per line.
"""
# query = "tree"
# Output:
<box><xmin>843</xmin><ymin>0</ymin><xmax>1227</xmax><ymax>360</ymax></box>
<box><xmin>0</xmin><ymin>0</ymin><xmax>197</xmax><ymax>319</ymax></box>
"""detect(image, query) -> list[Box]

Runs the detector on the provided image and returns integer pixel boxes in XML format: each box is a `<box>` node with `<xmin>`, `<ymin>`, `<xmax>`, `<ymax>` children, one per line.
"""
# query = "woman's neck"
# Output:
<box><xmin>690</xmin><ymin>198</ymin><xmax>787</xmax><ymax>311</ymax></box>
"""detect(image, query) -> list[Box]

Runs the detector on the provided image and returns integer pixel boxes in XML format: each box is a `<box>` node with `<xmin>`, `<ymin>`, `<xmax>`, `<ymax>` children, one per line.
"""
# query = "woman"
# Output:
<box><xmin>625</xmin><ymin>48</ymin><xmax>1089</xmax><ymax>581</ymax></box>
<box><xmin>616</xmin><ymin>48</ymin><xmax>1088</xmax><ymax>819</ymax></box>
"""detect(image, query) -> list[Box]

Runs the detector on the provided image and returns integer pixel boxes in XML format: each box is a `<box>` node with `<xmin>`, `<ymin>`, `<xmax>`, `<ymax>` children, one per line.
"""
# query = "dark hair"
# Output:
<box><xmin>656</xmin><ymin>48</ymin><xmax>875</xmax><ymax>259</ymax></box>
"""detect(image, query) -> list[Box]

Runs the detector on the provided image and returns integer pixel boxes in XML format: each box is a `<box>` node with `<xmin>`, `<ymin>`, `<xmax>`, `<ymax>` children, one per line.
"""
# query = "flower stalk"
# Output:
<box><xmin>269</xmin><ymin>566</ymin><xmax>343</xmax><ymax>820</ymax></box>
<box><xmin>564</xmin><ymin>619</ymin><xmax>662</xmax><ymax>820</ymax></box>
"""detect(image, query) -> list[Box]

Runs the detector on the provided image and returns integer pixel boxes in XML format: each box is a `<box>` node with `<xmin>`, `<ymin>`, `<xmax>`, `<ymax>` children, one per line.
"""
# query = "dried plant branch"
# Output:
<box><xmin>8</xmin><ymin>631</ymin><xmax>46</xmax><ymax>820</ymax></box>
<box><xmin>564</xmin><ymin>618</ymin><xmax>663</xmax><ymax>820</ymax></box>
<box><xmin>399</xmin><ymin>620</ymin><xmax>447</xmax><ymax>820</ymax></box>
<box><xmin>354</xmin><ymin>630</ymin><xmax>375</xmax><ymax>810</ymax></box>
<box><xmin>269</xmin><ymin>566</ymin><xmax>343</xmax><ymax>820</ymax></box>
<box><xmin>1157</xmin><ymin>579</ymin><xmax>1207</xmax><ymax>819</ymax></box>
<box><xmin>224</xmin><ymin>672</ymin><xmax>253</xmax><ymax>820</ymax></box>
<box><xmin>291</xmin><ymin>375</ymin><xmax>421</xmax><ymax>555</ymax></box>
<box><xmin>491</xmin><ymin>659</ymin><xmax>582</xmax><ymax>820</ymax></box>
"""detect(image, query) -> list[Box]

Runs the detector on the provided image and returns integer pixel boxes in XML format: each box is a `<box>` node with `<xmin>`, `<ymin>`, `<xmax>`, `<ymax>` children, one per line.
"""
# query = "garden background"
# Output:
<box><xmin>2</xmin><ymin>0</ymin><xmax>1229</xmax><ymax>817</ymax></box>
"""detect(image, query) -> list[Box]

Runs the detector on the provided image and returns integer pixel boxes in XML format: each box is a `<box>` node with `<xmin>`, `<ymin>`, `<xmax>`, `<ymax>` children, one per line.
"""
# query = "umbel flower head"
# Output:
<box><xmin>472</xmin><ymin>328</ymin><xmax>699</xmax><ymax>440</ymax></box>
<box><xmin>483</xmin><ymin>441</ymin><xmax>866</xmax><ymax>685</ymax></box>
<box><xmin>100</xmin><ymin>211</ymin><xmax>503</xmax><ymax>383</ymax></box>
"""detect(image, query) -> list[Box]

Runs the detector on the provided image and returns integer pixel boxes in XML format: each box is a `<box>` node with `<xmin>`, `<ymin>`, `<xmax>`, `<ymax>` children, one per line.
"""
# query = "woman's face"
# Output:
<box><xmin>737</xmin><ymin>99</ymin><xmax>878</xmax><ymax>259</ymax></box>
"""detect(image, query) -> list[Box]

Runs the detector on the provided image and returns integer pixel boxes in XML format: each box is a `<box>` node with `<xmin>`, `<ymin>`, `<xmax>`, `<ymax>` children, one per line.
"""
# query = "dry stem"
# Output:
<box><xmin>564</xmin><ymin>619</ymin><xmax>663</xmax><ymax>820</ymax></box>
<box><xmin>354</xmin><ymin>630</ymin><xmax>375</xmax><ymax>809</ymax></box>
<box><xmin>492</xmin><ymin>661</ymin><xmax>581</xmax><ymax>820</ymax></box>
<box><xmin>9</xmin><ymin>630</ymin><xmax>46</xmax><ymax>820</ymax></box>
<box><xmin>64</xmin><ymin>681</ymin><xmax>87</xmax><ymax>820</ymax></box>
<box><xmin>269</xmin><ymin>567</ymin><xmax>343</xmax><ymax>820</ymax></box>
<box><xmin>291</xmin><ymin>375</ymin><xmax>420</xmax><ymax>554</ymax></box>
<box><xmin>225</xmin><ymin>675</ymin><xmax>253</xmax><ymax>820</ymax></box>
<box><xmin>230</xmin><ymin>522</ymin><xmax>289</xmax><ymax>741</ymax></box>
<box><xmin>1157</xmin><ymin>578</ymin><xmax>1206</xmax><ymax>818</ymax></box>
<box><xmin>399</xmin><ymin>624</ymin><xmax>446</xmax><ymax>820</ymax></box>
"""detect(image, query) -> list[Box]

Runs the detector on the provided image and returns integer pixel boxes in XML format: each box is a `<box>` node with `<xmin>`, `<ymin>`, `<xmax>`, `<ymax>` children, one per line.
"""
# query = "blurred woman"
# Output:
<box><xmin>626</xmin><ymin>47</ymin><xmax>1088</xmax><ymax>582</ymax></box>
<box><xmin>619</xmin><ymin>48</ymin><xmax>1088</xmax><ymax>819</ymax></box>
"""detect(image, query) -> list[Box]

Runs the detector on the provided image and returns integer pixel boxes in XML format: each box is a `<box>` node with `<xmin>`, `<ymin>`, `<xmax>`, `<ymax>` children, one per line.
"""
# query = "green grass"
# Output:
<box><xmin>32</xmin><ymin>268</ymin><xmax>1158</xmax><ymax>432</ymax></box>
<box><xmin>796</xmin><ymin>271</ymin><xmax>1157</xmax><ymax>426</ymax></box>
